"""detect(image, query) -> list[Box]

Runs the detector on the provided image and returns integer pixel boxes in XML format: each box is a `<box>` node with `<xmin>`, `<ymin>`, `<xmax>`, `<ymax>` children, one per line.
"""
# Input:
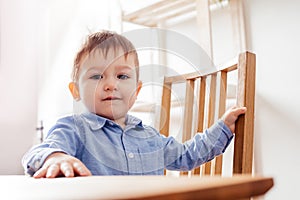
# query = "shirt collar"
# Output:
<box><xmin>125</xmin><ymin>114</ymin><xmax>143</xmax><ymax>128</ymax></box>
<box><xmin>81</xmin><ymin>112</ymin><xmax>143</xmax><ymax>130</ymax></box>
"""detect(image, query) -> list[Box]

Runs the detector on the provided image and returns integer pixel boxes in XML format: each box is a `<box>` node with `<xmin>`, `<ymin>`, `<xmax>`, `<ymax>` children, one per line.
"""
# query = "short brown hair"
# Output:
<box><xmin>72</xmin><ymin>31</ymin><xmax>139</xmax><ymax>81</ymax></box>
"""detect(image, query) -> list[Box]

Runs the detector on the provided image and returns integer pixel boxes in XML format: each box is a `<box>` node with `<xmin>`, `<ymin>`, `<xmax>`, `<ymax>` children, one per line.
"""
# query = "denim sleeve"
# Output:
<box><xmin>164</xmin><ymin>119</ymin><xmax>233</xmax><ymax>171</ymax></box>
<box><xmin>21</xmin><ymin>116</ymin><xmax>81</xmax><ymax>176</ymax></box>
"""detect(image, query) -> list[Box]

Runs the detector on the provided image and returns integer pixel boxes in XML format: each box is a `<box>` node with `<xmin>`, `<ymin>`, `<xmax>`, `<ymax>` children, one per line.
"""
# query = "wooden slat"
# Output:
<box><xmin>122</xmin><ymin>0</ymin><xmax>174</xmax><ymax>22</ymax></box>
<box><xmin>155</xmin><ymin>4</ymin><xmax>196</xmax><ymax>22</ymax></box>
<box><xmin>180</xmin><ymin>79</ymin><xmax>195</xmax><ymax>176</ymax></box>
<box><xmin>233</xmin><ymin>51</ymin><xmax>256</xmax><ymax>174</ymax></box>
<box><xmin>136</xmin><ymin>0</ymin><xmax>197</xmax><ymax>26</ymax></box>
<box><xmin>164</xmin><ymin>62</ymin><xmax>237</xmax><ymax>84</ymax></box>
<box><xmin>214</xmin><ymin>71</ymin><xmax>228</xmax><ymax>175</ymax></box>
<box><xmin>202</xmin><ymin>74</ymin><xmax>217</xmax><ymax>175</ymax></box>
<box><xmin>196</xmin><ymin>77</ymin><xmax>207</xmax><ymax>133</ymax></box>
<box><xmin>182</xmin><ymin>79</ymin><xmax>195</xmax><ymax>142</ymax></box>
<box><xmin>122</xmin><ymin>0</ymin><xmax>234</xmax><ymax>28</ymax></box>
<box><xmin>164</xmin><ymin>71</ymin><xmax>201</xmax><ymax>84</ymax></box>
<box><xmin>159</xmin><ymin>81</ymin><xmax>172</xmax><ymax>137</ymax></box>
<box><xmin>193</xmin><ymin>77</ymin><xmax>206</xmax><ymax>175</ymax></box>
<box><xmin>150</xmin><ymin>0</ymin><xmax>197</xmax><ymax>18</ymax></box>
<box><xmin>122</xmin><ymin>0</ymin><xmax>199</xmax><ymax>27</ymax></box>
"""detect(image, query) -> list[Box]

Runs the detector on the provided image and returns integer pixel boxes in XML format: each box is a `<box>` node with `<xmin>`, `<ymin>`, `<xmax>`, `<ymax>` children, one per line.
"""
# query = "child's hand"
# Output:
<box><xmin>33</xmin><ymin>152</ymin><xmax>92</xmax><ymax>178</ymax></box>
<box><xmin>221</xmin><ymin>106</ymin><xmax>247</xmax><ymax>133</ymax></box>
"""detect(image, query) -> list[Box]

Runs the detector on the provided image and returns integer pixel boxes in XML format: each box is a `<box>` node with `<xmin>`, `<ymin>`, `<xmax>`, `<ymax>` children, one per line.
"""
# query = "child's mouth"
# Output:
<box><xmin>103</xmin><ymin>96</ymin><xmax>121</xmax><ymax>101</ymax></box>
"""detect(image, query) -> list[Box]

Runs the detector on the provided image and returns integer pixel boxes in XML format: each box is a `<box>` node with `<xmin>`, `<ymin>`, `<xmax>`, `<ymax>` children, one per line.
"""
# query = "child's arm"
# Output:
<box><xmin>22</xmin><ymin>115</ymin><xmax>90</xmax><ymax>178</ymax></box>
<box><xmin>33</xmin><ymin>152</ymin><xmax>91</xmax><ymax>178</ymax></box>
<box><xmin>163</xmin><ymin>106</ymin><xmax>246</xmax><ymax>171</ymax></box>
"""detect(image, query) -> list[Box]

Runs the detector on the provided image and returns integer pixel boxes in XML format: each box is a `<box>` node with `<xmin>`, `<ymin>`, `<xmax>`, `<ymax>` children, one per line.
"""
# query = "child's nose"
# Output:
<box><xmin>103</xmin><ymin>77</ymin><xmax>117</xmax><ymax>91</ymax></box>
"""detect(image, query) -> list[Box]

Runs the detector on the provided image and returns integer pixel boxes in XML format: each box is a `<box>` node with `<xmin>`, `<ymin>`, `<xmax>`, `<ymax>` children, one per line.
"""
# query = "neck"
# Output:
<box><xmin>113</xmin><ymin>117</ymin><xmax>126</xmax><ymax>129</ymax></box>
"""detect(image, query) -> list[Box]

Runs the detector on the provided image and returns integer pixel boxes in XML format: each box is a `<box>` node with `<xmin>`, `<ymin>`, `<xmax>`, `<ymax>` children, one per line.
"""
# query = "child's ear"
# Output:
<box><xmin>69</xmin><ymin>82</ymin><xmax>81</xmax><ymax>101</ymax></box>
<box><xmin>135</xmin><ymin>81</ymin><xmax>143</xmax><ymax>97</ymax></box>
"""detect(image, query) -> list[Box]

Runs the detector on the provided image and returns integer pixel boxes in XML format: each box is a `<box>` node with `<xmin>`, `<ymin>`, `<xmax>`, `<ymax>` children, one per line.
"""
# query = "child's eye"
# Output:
<box><xmin>89</xmin><ymin>74</ymin><xmax>103</xmax><ymax>80</ymax></box>
<box><xmin>117</xmin><ymin>74</ymin><xmax>129</xmax><ymax>80</ymax></box>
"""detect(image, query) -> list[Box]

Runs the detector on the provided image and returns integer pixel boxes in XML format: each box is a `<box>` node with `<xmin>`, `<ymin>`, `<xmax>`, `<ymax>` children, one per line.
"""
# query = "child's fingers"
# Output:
<box><xmin>46</xmin><ymin>163</ymin><xmax>60</xmax><ymax>178</ymax></box>
<box><xmin>60</xmin><ymin>162</ymin><xmax>75</xmax><ymax>177</ymax></box>
<box><xmin>232</xmin><ymin>106</ymin><xmax>247</xmax><ymax>117</ymax></box>
<box><xmin>33</xmin><ymin>167</ymin><xmax>47</xmax><ymax>178</ymax></box>
<box><xmin>73</xmin><ymin>161</ymin><xmax>92</xmax><ymax>176</ymax></box>
<box><xmin>33</xmin><ymin>154</ymin><xmax>90</xmax><ymax>178</ymax></box>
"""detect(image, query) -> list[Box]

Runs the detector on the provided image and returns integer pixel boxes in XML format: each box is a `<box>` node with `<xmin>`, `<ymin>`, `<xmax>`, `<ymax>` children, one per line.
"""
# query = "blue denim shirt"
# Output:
<box><xmin>22</xmin><ymin>112</ymin><xmax>233</xmax><ymax>176</ymax></box>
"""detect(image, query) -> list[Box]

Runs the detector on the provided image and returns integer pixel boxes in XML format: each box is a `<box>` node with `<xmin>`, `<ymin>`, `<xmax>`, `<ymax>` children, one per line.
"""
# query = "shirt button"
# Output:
<box><xmin>128</xmin><ymin>152</ymin><xmax>134</xmax><ymax>158</ymax></box>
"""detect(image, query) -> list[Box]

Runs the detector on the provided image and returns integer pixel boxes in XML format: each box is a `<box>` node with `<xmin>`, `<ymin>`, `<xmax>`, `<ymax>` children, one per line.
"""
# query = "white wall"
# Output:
<box><xmin>244</xmin><ymin>0</ymin><xmax>300</xmax><ymax>199</ymax></box>
<box><xmin>0</xmin><ymin>0</ymin><xmax>40</xmax><ymax>174</ymax></box>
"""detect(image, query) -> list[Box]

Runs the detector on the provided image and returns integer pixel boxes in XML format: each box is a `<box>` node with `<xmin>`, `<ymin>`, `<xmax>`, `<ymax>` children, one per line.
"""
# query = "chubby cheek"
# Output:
<box><xmin>123</xmin><ymin>86</ymin><xmax>138</xmax><ymax>108</ymax></box>
<box><xmin>81</xmin><ymin>84</ymin><xmax>99</xmax><ymax>111</ymax></box>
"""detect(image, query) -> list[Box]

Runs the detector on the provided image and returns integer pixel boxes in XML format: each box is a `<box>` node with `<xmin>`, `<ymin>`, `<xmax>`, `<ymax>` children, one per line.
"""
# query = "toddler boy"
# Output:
<box><xmin>22</xmin><ymin>31</ymin><xmax>246</xmax><ymax>178</ymax></box>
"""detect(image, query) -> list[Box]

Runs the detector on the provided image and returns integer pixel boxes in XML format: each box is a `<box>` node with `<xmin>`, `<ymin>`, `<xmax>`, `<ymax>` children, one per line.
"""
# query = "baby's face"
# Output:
<box><xmin>75</xmin><ymin>48</ymin><xmax>141</xmax><ymax>121</ymax></box>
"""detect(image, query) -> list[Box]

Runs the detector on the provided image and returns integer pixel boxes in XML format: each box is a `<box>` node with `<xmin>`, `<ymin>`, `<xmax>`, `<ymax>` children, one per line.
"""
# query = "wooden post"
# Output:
<box><xmin>233</xmin><ymin>52</ymin><xmax>256</xmax><ymax>174</ymax></box>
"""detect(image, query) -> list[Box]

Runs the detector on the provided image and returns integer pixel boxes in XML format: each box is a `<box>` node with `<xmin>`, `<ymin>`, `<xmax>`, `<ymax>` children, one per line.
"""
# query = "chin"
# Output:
<box><xmin>95</xmin><ymin>108</ymin><xmax>127</xmax><ymax>120</ymax></box>
<box><xmin>95</xmin><ymin>112</ymin><xmax>117</xmax><ymax>120</ymax></box>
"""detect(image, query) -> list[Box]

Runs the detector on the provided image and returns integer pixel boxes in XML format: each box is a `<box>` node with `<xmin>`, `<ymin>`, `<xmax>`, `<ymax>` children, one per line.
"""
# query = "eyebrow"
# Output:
<box><xmin>86</xmin><ymin>65</ymin><xmax>134</xmax><ymax>73</ymax></box>
<box><xmin>115</xmin><ymin>65</ymin><xmax>135</xmax><ymax>71</ymax></box>
<box><xmin>84</xmin><ymin>67</ymin><xmax>101</xmax><ymax>75</ymax></box>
